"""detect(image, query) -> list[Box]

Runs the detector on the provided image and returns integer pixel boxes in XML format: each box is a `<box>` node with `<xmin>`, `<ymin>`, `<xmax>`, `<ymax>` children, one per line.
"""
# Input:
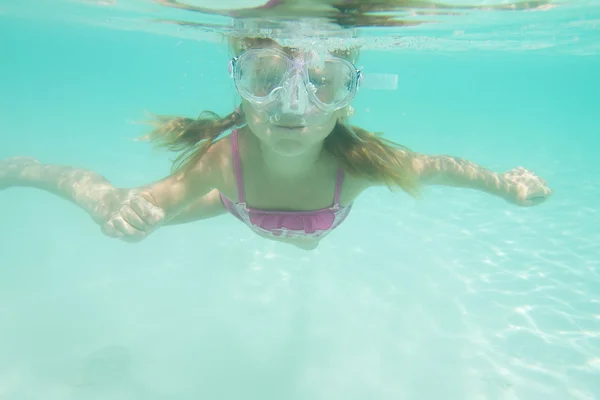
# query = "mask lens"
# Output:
<box><xmin>232</xmin><ymin>49</ymin><xmax>359</xmax><ymax>112</ymax></box>
<box><xmin>235</xmin><ymin>51</ymin><xmax>289</xmax><ymax>100</ymax></box>
<box><xmin>307</xmin><ymin>59</ymin><xmax>355</xmax><ymax>107</ymax></box>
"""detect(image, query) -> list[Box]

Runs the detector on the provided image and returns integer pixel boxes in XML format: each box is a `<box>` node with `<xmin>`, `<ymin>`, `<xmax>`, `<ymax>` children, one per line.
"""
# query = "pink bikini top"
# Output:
<box><xmin>219</xmin><ymin>130</ymin><xmax>353</xmax><ymax>239</ymax></box>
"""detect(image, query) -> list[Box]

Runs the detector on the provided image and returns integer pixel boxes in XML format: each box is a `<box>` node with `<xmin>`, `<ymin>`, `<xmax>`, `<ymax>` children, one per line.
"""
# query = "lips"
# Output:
<box><xmin>276</xmin><ymin>125</ymin><xmax>305</xmax><ymax>129</ymax></box>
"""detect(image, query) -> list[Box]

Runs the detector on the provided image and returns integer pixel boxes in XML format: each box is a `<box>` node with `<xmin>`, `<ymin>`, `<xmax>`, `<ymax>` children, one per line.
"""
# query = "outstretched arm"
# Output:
<box><xmin>409</xmin><ymin>152</ymin><xmax>552</xmax><ymax>206</ymax></box>
<box><xmin>1</xmin><ymin>157</ymin><xmax>127</xmax><ymax>225</ymax></box>
<box><xmin>1</xmin><ymin>146</ymin><xmax>224</xmax><ymax>241</ymax></box>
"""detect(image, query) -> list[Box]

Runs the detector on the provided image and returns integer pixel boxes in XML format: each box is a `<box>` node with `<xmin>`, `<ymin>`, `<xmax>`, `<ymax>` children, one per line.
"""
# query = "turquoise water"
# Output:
<box><xmin>1</xmin><ymin>0</ymin><xmax>600</xmax><ymax>399</ymax></box>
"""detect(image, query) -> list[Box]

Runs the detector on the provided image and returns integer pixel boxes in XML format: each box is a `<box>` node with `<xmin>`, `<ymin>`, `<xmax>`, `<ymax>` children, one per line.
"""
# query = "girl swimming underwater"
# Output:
<box><xmin>0</xmin><ymin>34</ymin><xmax>552</xmax><ymax>251</ymax></box>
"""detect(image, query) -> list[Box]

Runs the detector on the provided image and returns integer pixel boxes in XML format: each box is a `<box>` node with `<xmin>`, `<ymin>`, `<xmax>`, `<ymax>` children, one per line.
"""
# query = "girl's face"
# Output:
<box><xmin>233</xmin><ymin>44</ymin><xmax>357</xmax><ymax>156</ymax></box>
<box><xmin>242</xmin><ymin>99</ymin><xmax>345</xmax><ymax>157</ymax></box>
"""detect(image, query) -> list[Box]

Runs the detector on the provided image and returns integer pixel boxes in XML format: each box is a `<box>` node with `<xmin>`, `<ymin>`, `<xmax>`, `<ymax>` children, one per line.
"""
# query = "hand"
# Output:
<box><xmin>0</xmin><ymin>157</ymin><xmax>40</xmax><ymax>190</ymax></box>
<box><xmin>101</xmin><ymin>192</ymin><xmax>166</xmax><ymax>243</ymax></box>
<box><xmin>503</xmin><ymin>167</ymin><xmax>553</xmax><ymax>206</ymax></box>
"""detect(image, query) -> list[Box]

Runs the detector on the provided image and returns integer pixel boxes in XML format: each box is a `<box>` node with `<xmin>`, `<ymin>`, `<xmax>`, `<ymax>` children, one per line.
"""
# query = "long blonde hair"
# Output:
<box><xmin>141</xmin><ymin>37</ymin><xmax>420</xmax><ymax>196</ymax></box>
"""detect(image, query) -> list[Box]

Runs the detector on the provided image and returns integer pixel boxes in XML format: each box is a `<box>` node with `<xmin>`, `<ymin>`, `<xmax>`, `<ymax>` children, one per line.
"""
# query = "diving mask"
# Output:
<box><xmin>229</xmin><ymin>47</ymin><xmax>362</xmax><ymax>117</ymax></box>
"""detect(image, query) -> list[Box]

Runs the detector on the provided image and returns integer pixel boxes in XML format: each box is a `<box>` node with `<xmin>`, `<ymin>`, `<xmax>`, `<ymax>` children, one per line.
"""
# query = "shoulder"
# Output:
<box><xmin>182</xmin><ymin>131</ymin><xmax>235</xmax><ymax>188</ymax></box>
<box><xmin>338</xmin><ymin>146</ymin><xmax>421</xmax><ymax>198</ymax></box>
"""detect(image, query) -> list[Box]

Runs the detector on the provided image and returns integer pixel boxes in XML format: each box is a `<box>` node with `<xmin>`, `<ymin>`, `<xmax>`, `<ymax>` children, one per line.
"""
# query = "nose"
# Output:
<box><xmin>280</xmin><ymin>72</ymin><xmax>309</xmax><ymax>115</ymax></box>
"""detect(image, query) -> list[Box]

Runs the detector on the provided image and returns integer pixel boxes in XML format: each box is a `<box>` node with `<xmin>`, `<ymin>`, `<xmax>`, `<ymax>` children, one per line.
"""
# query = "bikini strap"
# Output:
<box><xmin>230</xmin><ymin>129</ymin><xmax>246</xmax><ymax>204</ymax></box>
<box><xmin>334</xmin><ymin>168</ymin><xmax>344</xmax><ymax>205</ymax></box>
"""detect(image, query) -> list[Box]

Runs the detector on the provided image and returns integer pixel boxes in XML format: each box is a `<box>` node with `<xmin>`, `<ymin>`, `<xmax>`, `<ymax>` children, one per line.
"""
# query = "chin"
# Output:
<box><xmin>269</xmin><ymin>137</ymin><xmax>311</xmax><ymax>156</ymax></box>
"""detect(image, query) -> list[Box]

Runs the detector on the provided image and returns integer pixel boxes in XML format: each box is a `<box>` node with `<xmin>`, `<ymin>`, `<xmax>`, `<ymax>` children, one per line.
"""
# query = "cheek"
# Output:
<box><xmin>241</xmin><ymin>102</ymin><xmax>260</xmax><ymax>122</ymax></box>
<box><xmin>243</xmin><ymin>104</ymin><xmax>271</xmax><ymax>131</ymax></box>
<box><xmin>248</xmin><ymin>120</ymin><xmax>270</xmax><ymax>141</ymax></box>
<box><xmin>321</xmin><ymin>114</ymin><xmax>340</xmax><ymax>133</ymax></box>
<box><xmin>307</xmin><ymin>123</ymin><xmax>338</xmax><ymax>143</ymax></box>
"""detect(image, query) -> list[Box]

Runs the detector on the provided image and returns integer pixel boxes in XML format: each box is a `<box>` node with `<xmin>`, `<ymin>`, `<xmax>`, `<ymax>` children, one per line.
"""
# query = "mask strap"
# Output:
<box><xmin>359</xmin><ymin>73</ymin><xmax>398</xmax><ymax>90</ymax></box>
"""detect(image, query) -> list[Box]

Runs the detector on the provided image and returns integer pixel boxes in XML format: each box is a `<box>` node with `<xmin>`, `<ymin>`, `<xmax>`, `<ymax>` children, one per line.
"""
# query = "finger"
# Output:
<box><xmin>120</xmin><ymin>203</ymin><xmax>150</xmax><ymax>232</ymax></box>
<box><xmin>129</xmin><ymin>196</ymin><xmax>166</xmax><ymax>227</ymax></box>
<box><xmin>524</xmin><ymin>190</ymin><xmax>550</xmax><ymax>206</ymax></box>
<box><xmin>101</xmin><ymin>220</ymin><xmax>121</xmax><ymax>238</ymax></box>
<box><xmin>111</xmin><ymin>216</ymin><xmax>147</xmax><ymax>242</ymax></box>
<box><xmin>525</xmin><ymin>196</ymin><xmax>547</xmax><ymax>206</ymax></box>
